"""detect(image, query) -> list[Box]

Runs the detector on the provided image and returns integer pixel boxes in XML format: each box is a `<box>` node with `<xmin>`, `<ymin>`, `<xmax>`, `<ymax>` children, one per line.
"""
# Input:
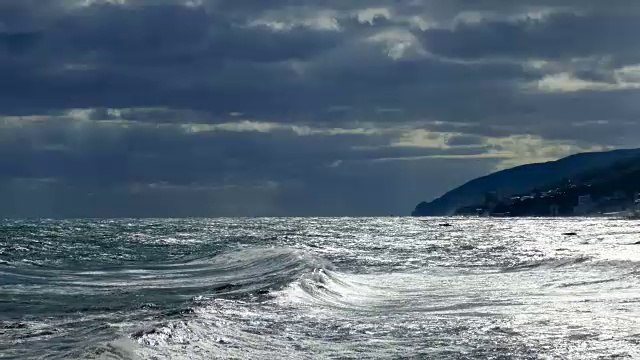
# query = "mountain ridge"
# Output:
<box><xmin>411</xmin><ymin>148</ymin><xmax>640</xmax><ymax>216</ymax></box>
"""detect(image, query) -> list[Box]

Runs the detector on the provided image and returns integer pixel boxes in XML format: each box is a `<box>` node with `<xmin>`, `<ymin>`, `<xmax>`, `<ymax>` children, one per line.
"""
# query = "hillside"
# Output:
<box><xmin>455</xmin><ymin>154</ymin><xmax>640</xmax><ymax>217</ymax></box>
<box><xmin>411</xmin><ymin>148</ymin><xmax>640</xmax><ymax>216</ymax></box>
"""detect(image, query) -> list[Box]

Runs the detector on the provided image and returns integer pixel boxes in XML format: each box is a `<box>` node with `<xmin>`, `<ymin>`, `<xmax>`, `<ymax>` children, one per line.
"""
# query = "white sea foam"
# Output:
<box><xmin>3</xmin><ymin>218</ymin><xmax>640</xmax><ymax>359</ymax></box>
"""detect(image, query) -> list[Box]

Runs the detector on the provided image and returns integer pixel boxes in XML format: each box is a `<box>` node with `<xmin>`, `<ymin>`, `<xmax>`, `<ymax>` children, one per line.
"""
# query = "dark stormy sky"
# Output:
<box><xmin>1</xmin><ymin>0</ymin><xmax>640</xmax><ymax>217</ymax></box>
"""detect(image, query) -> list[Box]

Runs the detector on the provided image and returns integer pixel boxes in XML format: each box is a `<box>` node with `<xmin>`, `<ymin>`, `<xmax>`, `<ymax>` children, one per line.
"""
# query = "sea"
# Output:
<box><xmin>2</xmin><ymin>217</ymin><xmax>640</xmax><ymax>359</ymax></box>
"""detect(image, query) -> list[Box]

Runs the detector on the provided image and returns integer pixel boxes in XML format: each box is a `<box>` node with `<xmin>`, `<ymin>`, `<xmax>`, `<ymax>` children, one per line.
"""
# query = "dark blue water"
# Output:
<box><xmin>2</xmin><ymin>218</ymin><xmax>640</xmax><ymax>359</ymax></box>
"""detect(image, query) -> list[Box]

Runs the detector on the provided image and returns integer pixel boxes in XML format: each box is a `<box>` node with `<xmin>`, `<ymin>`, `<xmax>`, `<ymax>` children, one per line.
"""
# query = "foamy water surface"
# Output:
<box><xmin>2</xmin><ymin>218</ymin><xmax>640</xmax><ymax>359</ymax></box>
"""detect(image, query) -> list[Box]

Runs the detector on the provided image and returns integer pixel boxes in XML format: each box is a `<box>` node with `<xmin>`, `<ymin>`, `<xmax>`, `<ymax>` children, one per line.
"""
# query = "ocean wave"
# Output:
<box><xmin>177</xmin><ymin>247</ymin><xmax>369</xmax><ymax>309</ymax></box>
<box><xmin>123</xmin><ymin>248</ymin><xmax>369</xmax><ymax>358</ymax></box>
<box><xmin>85</xmin><ymin>338</ymin><xmax>140</xmax><ymax>360</ymax></box>
<box><xmin>556</xmin><ymin>277</ymin><xmax>620</xmax><ymax>288</ymax></box>
<box><xmin>3</xmin><ymin>247</ymin><xmax>354</xmax><ymax>359</ymax></box>
<box><xmin>500</xmin><ymin>255</ymin><xmax>592</xmax><ymax>273</ymax></box>
<box><xmin>0</xmin><ymin>247</ymin><xmax>337</xmax><ymax>298</ymax></box>
<box><xmin>187</xmin><ymin>247</ymin><xmax>339</xmax><ymax>298</ymax></box>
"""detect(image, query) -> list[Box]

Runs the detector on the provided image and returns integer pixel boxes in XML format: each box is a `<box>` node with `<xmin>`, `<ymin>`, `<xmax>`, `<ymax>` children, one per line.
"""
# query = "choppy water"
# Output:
<box><xmin>2</xmin><ymin>218</ymin><xmax>640</xmax><ymax>359</ymax></box>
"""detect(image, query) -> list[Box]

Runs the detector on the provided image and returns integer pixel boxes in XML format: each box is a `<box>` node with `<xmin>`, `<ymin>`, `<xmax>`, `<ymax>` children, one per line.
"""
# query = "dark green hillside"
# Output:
<box><xmin>412</xmin><ymin>148</ymin><xmax>640</xmax><ymax>216</ymax></box>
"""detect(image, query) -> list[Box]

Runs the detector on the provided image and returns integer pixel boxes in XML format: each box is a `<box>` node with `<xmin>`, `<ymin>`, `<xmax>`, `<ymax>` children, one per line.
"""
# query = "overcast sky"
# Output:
<box><xmin>1</xmin><ymin>0</ymin><xmax>639</xmax><ymax>217</ymax></box>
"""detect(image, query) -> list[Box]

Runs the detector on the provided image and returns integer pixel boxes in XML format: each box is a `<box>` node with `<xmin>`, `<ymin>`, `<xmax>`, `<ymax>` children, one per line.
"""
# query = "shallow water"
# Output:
<box><xmin>2</xmin><ymin>218</ymin><xmax>640</xmax><ymax>359</ymax></box>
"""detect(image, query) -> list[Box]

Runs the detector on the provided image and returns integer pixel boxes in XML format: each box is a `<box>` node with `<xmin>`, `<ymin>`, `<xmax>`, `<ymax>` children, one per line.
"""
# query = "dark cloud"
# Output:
<box><xmin>446</xmin><ymin>134</ymin><xmax>486</xmax><ymax>146</ymax></box>
<box><xmin>0</xmin><ymin>1</ymin><xmax>534</xmax><ymax>120</ymax></box>
<box><xmin>0</xmin><ymin>0</ymin><xmax>618</xmax><ymax>124</ymax></box>
<box><xmin>420</xmin><ymin>13</ymin><xmax>640</xmax><ymax>63</ymax></box>
<box><xmin>424</xmin><ymin>123</ymin><xmax>517</xmax><ymax>139</ymax></box>
<box><xmin>0</xmin><ymin>119</ymin><xmax>497</xmax><ymax>184</ymax></box>
<box><xmin>0</xmin><ymin>156</ymin><xmax>499</xmax><ymax>218</ymax></box>
<box><xmin>0</xmin><ymin>119</ymin><xmax>501</xmax><ymax>216</ymax></box>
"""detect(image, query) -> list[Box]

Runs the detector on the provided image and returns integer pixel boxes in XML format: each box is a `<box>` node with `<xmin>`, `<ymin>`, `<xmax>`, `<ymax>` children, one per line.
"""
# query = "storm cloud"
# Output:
<box><xmin>0</xmin><ymin>0</ymin><xmax>637</xmax><ymax>216</ymax></box>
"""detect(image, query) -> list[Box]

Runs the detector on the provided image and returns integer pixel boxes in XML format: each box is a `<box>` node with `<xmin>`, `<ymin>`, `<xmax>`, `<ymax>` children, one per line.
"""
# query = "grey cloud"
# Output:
<box><xmin>0</xmin><ymin>119</ymin><xmax>497</xmax><ymax>185</ymax></box>
<box><xmin>194</xmin><ymin>0</ymin><xmax>640</xmax><ymax>20</ymax></box>
<box><xmin>420</xmin><ymin>13</ymin><xmax>640</xmax><ymax>63</ymax></box>
<box><xmin>0</xmin><ymin>119</ymin><xmax>502</xmax><ymax>216</ymax></box>
<box><xmin>424</xmin><ymin>123</ymin><xmax>518</xmax><ymax>139</ymax></box>
<box><xmin>0</xmin><ymin>9</ymin><xmax>350</xmax><ymax>117</ymax></box>
<box><xmin>446</xmin><ymin>134</ymin><xmax>486</xmax><ymax>146</ymax></box>
<box><xmin>0</xmin><ymin>1</ymin><xmax>70</xmax><ymax>32</ymax></box>
<box><xmin>276</xmin><ymin>157</ymin><xmax>501</xmax><ymax>217</ymax></box>
<box><xmin>0</xmin><ymin>5</ymin><xmax>536</xmax><ymax>123</ymax></box>
<box><xmin>55</xmin><ymin>5</ymin><xmax>343</xmax><ymax>63</ymax></box>
<box><xmin>0</xmin><ymin>156</ymin><xmax>499</xmax><ymax>218</ymax></box>
<box><xmin>529</xmin><ymin>121</ymin><xmax>640</xmax><ymax>148</ymax></box>
<box><xmin>0</xmin><ymin>1</ymin><xmax>580</xmax><ymax>124</ymax></box>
